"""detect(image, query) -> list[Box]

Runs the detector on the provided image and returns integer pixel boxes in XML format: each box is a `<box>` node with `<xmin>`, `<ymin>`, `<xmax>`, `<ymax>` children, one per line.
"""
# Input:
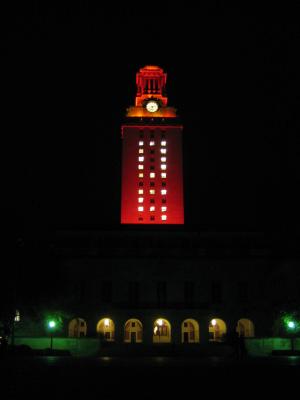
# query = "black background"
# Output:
<box><xmin>2</xmin><ymin>2</ymin><xmax>300</xmax><ymax>240</ymax></box>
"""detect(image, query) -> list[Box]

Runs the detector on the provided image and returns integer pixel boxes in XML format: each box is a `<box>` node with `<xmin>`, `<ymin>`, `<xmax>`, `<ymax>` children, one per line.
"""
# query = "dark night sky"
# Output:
<box><xmin>2</xmin><ymin>3</ymin><xmax>300</xmax><ymax>240</ymax></box>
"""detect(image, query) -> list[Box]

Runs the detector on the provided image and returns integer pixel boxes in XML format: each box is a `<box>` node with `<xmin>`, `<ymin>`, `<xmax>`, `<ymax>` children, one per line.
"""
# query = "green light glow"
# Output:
<box><xmin>288</xmin><ymin>321</ymin><xmax>296</xmax><ymax>329</ymax></box>
<box><xmin>48</xmin><ymin>320</ymin><xmax>56</xmax><ymax>329</ymax></box>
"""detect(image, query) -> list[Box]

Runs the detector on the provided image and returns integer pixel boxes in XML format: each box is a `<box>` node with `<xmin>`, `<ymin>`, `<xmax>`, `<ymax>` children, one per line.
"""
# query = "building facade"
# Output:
<box><xmin>12</xmin><ymin>67</ymin><xmax>300</xmax><ymax>351</ymax></box>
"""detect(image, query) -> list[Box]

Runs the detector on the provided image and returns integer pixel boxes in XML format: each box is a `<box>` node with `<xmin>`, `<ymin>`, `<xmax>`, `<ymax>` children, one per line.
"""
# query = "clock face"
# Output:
<box><xmin>146</xmin><ymin>101</ymin><xmax>159</xmax><ymax>113</ymax></box>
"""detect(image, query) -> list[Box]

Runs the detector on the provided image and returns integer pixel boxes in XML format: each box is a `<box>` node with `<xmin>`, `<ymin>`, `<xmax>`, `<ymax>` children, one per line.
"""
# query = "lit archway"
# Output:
<box><xmin>68</xmin><ymin>318</ymin><xmax>87</xmax><ymax>337</ymax></box>
<box><xmin>96</xmin><ymin>318</ymin><xmax>115</xmax><ymax>342</ymax></box>
<box><xmin>209</xmin><ymin>318</ymin><xmax>227</xmax><ymax>341</ymax></box>
<box><xmin>153</xmin><ymin>318</ymin><xmax>171</xmax><ymax>343</ymax></box>
<box><xmin>124</xmin><ymin>319</ymin><xmax>143</xmax><ymax>343</ymax></box>
<box><xmin>236</xmin><ymin>318</ymin><xmax>255</xmax><ymax>337</ymax></box>
<box><xmin>181</xmin><ymin>319</ymin><xmax>200</xmax><ymax>343</ymax></box>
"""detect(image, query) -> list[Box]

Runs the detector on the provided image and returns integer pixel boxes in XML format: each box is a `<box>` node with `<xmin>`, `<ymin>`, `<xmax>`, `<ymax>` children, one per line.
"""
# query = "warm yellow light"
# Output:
<box><xmin>139</xmin><ymin>141</ymin><xmax>144</xmax><ymax>146</ymax></box>
<box><xmin>161</xmin><ymin>215</ymin><xmax>167</xmax><ymax>221</ymax></box>
<box><xmin>150</xmin><ymin>141</ymin><xmax>155</xmax><ymax>146</ymax></box>
<box><xmin>161</xmin><ymin>189</ymin><xmax>167</xmax><ymax>195</ymax></box>
<box><xmin>161</xmin><ymin>206</ymin><xmax>167</xmax><ymax>212</ymax></box>
<box><xmin>161</xmin><ymin>164</ymin><xmax>166</xmax><ymax>170</ymax></box>
<box><xmin>138</xmin><ymin>189</ymin><xmax>144</xmax><ymax>194</ymax></box>
<box><xmin>138</xmin><ymin>197</ymin><xmax>144</xmax><ymax>203</ymax></box>
<box><xmin>138</xmin><ymin>206</ymin><xmax>144</xmax><ymax>212</ymax></box>
<box><xmin>139</xmin><ymin>148</ymin><xmax>144</xmax><ymax>154</ymax></box>
<box><xmin>150</xmin><ymin>172</ymin><xmax>155</xmax><ymax>178</ymax></box>
<box><xmin>138</xmin><ymin>173</ymin><xmax>144</xmax><ymax>178</ymax></box>
<box><xmin>161</xmin><ymin>172</ymin><xmax>166</xmax><ymax>178</ymax></box>
<box><xmin>154</xmin><ymin>326</ymin><xmax>158</xmax><ymax>334</ymax></box>
<box><xmin>160</xmin><ymin>148</ymin><xmax>166</xmax><ymax>154</ymax></box>
<box><xmin>138</xmin><ymin>156</ymin><xmax>144</xmax><ymax>162</ymax></box>
<box><xmin>157</xmin><ymin>319</ymin><xmax>163</xmax><ymax>326</ymax></box>
<box><xmin>211</xmin><ymin>319</ymin><xmax>217</xmax><ymax>326</ymax></box>
<box><xmin>138</xmin><ymin>165</ymin><xmax>144</xmax><ymax>170</ymax></box>
<box><xmin>150</xmin><ymin>206</ymin><xmax>155</xmax><ymax>212</ymax></box>
<box><xmin>161</xmin><ymin>157</ymin><xmax>166</xmax><ymax>162</ymax></box>
<box><xmin>104</xmin><ymin>319</ymin><xmax>110</xmax><ymax>327</ymax></box>
<box><xmin>161</xmin><ymin>141</ymin><xmax>166</xmax><ymax>146</ymax></box>
<box><xmin>150</xmin><ymin>189</ymin><xmax>155</xmax><ymax>195</ymax></box>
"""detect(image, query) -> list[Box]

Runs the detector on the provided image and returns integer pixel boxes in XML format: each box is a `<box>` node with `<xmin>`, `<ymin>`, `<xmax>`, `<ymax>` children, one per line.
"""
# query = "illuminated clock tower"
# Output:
<box><xmin>121</xmin><ymin>65</ymin><xmax>184</xmax><ymax>224</ymax></box>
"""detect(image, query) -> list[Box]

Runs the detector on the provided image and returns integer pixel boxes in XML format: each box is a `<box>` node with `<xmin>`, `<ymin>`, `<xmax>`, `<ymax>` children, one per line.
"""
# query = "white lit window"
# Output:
<box><xmin>161</xmin><ymin>172</ymin><xmax>167</xmax><ymax>178</ymax></box>
<box><xmin>15</xmin><ymin>310</ymin><xmax>20</xmax><ymax>322</ymax></box>
<box><xmin>161</xmin><ymin>206</ymin><xmax>167</xmax><ymax>212</ymax></box>
<box><xmin>160</xmin><ymin>148</ymin><xmax>167</xmax><ymax>154</ymax></box>
<box><xmin>138</xmin><ymin>197</ymin><xmax>144</xmax><ymax>203</ymax></box>
<box><xmin>161</xmin><ymin>215</ymin><xmax>167</xmax><ymax>221</ymax></box>
<box><xmin>139</xmin><ymin>141</ymin><xmax>144</xmax><ymax>146</ymax></box>
<box><xmin>138</xmin><ymin>165</ymin><xmax>144</xmax><ymax>170</ymax></box>
<box><xmin>150</xmin><ymin>206</ymin><xmax>155</xmax><ymax>212</ymax></box>
<box><xmin>150</xmin><ymin>172</ymin><xmax>155</xmax><ymax>178</ymax></box>
<box><xmin>138</xmin><ymin>189</ymin><xmax>144</xmax><ymax>194</ymax></box>
<box><xmin>161</xmin><ymin>164</ymin><xmax>167</xmax><ymax>170</ymax></box>
<box><xmin>138</xmin><ymin>156</ymin><xmax>144</xmax><ymax>162</ymax></box>
<box><xmin>139</xmin><ymin>148</ymin><xmax>144</xmax><ymax>154</ymax></box>
<box><xmin>150</xmin><ymin>141</ymin><xmax>155</xmax><ymax>146</ymax></box>
<box><xmin>139</xmin><ymin>173</ymin><xmax>144</xmax><ymax>178</ymax></box>
<box><xmin>161</xmin><ymin>141</ymin><xmax>166</xmax><ymax>146</ymax></box>
<box><xmin>138</xmin><ymin>206</ymin><xmax>144</xmax><ymax>212</ymax></box>
<box><xmin>161</xmin><ymin>157</ymin><xmax>166</xmax><ymax>162</ymax></box>
<box><xmin>150</xmin><ymin>189</ymin><xmax>155</xmax><ymax>195</ymax></box>
<box><xmin>161</xmin><ymin>189</ymin><xmax>167</xmax><ymax>195</ymax></box>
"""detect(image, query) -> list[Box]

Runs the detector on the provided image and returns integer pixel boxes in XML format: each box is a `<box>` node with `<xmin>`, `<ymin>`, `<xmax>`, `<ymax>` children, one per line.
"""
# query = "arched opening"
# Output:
<box><xmin>68</xmin><ymin>318</ymin><xmax>87</xmax><ymax>338</ymax></box>
<box><xmin>236</xmin><ymin>318</ymin><xmax>255</xmax><ymax>337</ymax></box>
<box><xmin>96</xmin><ymin>318</ymin><xmax>115</xmax><ymax>342</ymax></box>
<box><xmin>181</xmin><ymin>319</ymin><xmax>200</xmax><ymax>343</ymax></box>
<box><xmin>153</xmin><ymin>318</ymin><xmax>171</xmax><ymax>343</ymax></box>
<box><xmin>124</xmin><ymin>319</ymin><xmax>143</xmax><ymax>343</ymax></box>
<box><xmin>209</xmin><ymin>318</ymin><xmax>227</xmax><ymax>341</ymax></box>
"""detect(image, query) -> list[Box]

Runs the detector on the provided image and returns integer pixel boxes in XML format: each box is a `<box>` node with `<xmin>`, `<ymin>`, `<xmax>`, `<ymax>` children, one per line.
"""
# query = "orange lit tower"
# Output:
<box><xmin>121</xmin><ymin>65</ymin><xmax>184</xmax><ymax>224</ymax></box>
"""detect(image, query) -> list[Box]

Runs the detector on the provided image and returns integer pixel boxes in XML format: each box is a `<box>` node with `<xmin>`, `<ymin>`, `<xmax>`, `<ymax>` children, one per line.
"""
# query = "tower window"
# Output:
<box><xmin>150</xmin><ymin>149</ymin><xmax>155</xmax><ymax>154</ymax></box>
<box><xmin>150</xmin><ymin>158</ymin><xmax>155</xmax><ymax>163</ymax></box>
<box><xmin>150</xmin><ymin>166</ymin><xmax>155</xmax><ymax>170</ymax></box>
<box><xmin>162</xmin><ymin>198</ymin><xmax>166</xmax><ymax>203</ymax></box>
<box><xmin>150</xmin><ymin>182</ymin><xmax>155</xmax><ymax>187</ymax></box>
<box><xmin>138</xmin><ymin>165</ymin><xmax>144</xmax><ymax>170</ymax></box>
<box><xmin>139</xmin><ymin>141</ymin><xmax>144</xmax><ymax>146</ymax></box>
<box><xmin>138</xmin><ymin>189</ymin><xmax>144</xmax><ymax>194</ymax></box>
<box><xmin>138</xmin><ymin>217</ymin><xmax>143</xmax><ymax>221</ymax></box>
<box><xmin>150</xmin><ymin>189</ymin><xmax>155</xmax><ymax>195</ymax></box>
<box><xmin>161</xmin><ymin>206</ymin><xmax>167</xmax><ymax>212</ymax></box>
<box><xmin>139</xmin><ymin>149</ymin><xmax>144</xmax><ymax>154</ymax></box>
<box><xmin>150</xmin><ymin>206</ymin><xmax>155</xmax><ymax>212</ymax></box>
<box><xmin>160</xmin><ymin>148</ymin><xmax>166</xmax><ymax>154</ymax></box>
<box><xmin>162</xmin><ymin>182</ymin><xmax>166</xmax><ymax>187</ymax></box>
<box><xmin>150</xmin><ymin>199</ymin><xmax>155</xmax><ymax>204</ymax></box>
<box><xmin>138</xmin><ymin>173</ymin><xmax>144</xmax><ymax>178</ymax></box>
<box><xmin>138</xmin><ymin>197</ymin><xmax>144</xmax><ymax>203</ymax></box>
<box><xmin>161</xmin><ymin>141</ymin><xmax>166</xmax><ymax>146</ymax></box>
<box><xmin>138</xmin><ymin>156</ymin><xmax>144</xmax><ymax>162</ymax></box>
<box><xmin>161</xmin><ymin>215</ymin><xmax>167</xmax><ymax>221</ymax></box>
<box><xmin>161</xmin><ymin>189</ymin><xmax>167</xmax><ymax>195</ymax></box>
<box><xmin>138</xmin><ymin>206</ymin><xmax>144</xmax><ymax>212</ymax></box>
<box><xmin>161</xmin><ymin>164</ymin><xmax>166</xmax><ymax>170</ymax></box>
<box><xmin>161</xmin><ymin>157</ymin><xmax>166</xmax><ymax>162</ymax></box>
<box><xmin>150</xmin><ymin>172</ymin><xmax>155</xmax><ymax>178</ymax></box>
<box><xmin>150</xmin><ymin>216</ymin><xmax>155</xmax><ymax>221</ymax></box>
<box><xmin>138</xmin><ymin>182</ymin><xmax>144</xmax><ymax>186</ymax></box>
<box><xmin>161</xmin><ymin>172</ymin><xmax>166</xmax><ymax>178</ymax></box>
<box><xmin>150</xmin><ymin>141</ymin><xmax>155</xmax><ymax>146</ymax></box>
